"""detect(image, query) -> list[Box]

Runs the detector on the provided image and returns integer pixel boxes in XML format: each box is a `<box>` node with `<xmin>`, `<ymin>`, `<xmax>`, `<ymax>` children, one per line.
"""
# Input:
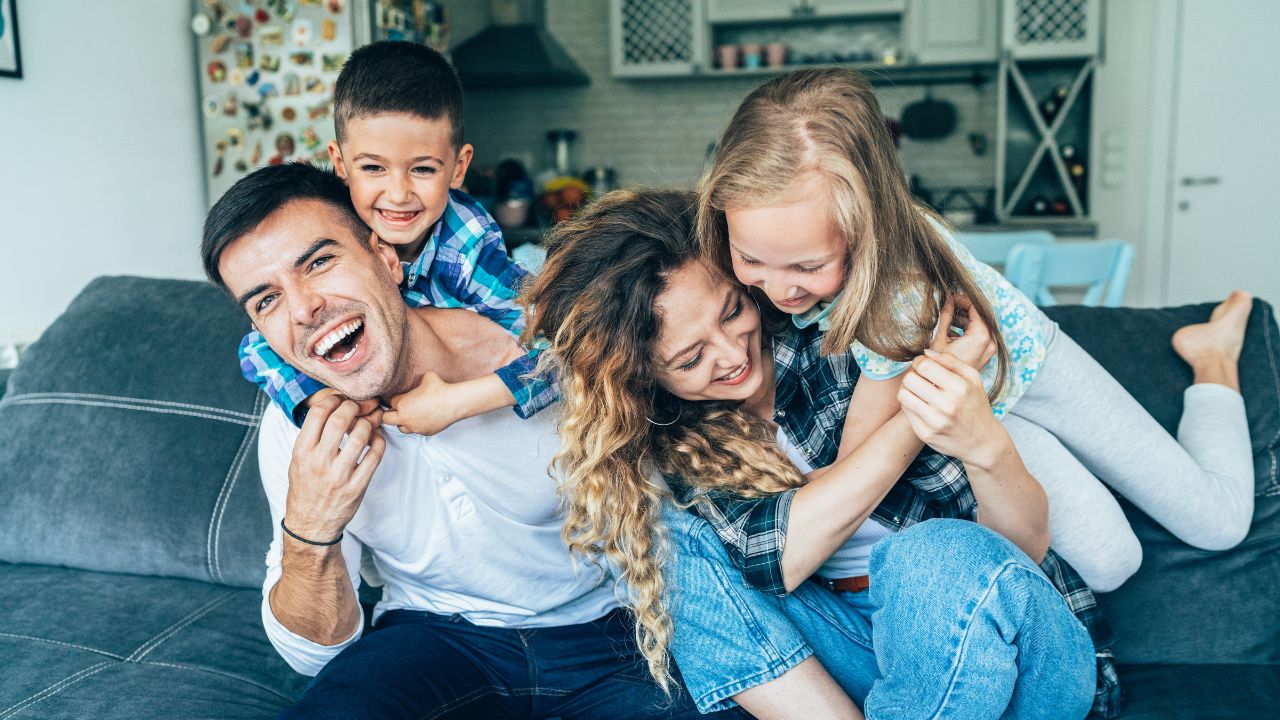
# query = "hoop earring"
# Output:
<box><xmin>646</xmin><ymin>389</ymin><xmax>683</xmax><ymax>426</ymax></box>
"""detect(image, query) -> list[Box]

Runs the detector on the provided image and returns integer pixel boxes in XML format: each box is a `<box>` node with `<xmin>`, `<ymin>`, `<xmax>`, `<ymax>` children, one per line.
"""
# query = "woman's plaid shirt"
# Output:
<box><xmin>671</xmin><ymin>323</ymin><xmax>1121</xmax><ymax>718</ymax></box>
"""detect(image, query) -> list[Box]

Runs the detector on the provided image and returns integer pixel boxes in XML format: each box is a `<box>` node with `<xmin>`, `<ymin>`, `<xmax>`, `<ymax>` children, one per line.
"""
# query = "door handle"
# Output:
<box><xmin>1180</xmin><ymin>176</ymin><xmax>1221</xmax><ymax>187</ymax></box>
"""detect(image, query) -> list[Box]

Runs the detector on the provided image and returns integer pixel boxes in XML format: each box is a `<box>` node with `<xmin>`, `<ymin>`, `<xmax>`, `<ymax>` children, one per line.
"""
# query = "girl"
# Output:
<box><xmin>523</xmin><ymin>189</ymin><xmax>1103</xmax><ymax>719</ymax></box>
<box><xmin>698</xmin><ymin>67</ymin><xmax>1256</xmax><ymax>591</ymax></box>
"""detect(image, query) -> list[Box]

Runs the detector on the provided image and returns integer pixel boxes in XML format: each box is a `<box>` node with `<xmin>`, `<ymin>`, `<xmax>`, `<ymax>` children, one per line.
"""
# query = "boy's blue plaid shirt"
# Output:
<box><xmin>670</xmin><ymin>322</ymin><xmax>1121</xmax><ymax>718</ymax></box>
<box><xmin>238</xmin><ymin>189</ymin><xmax>555</xmax><ymax>424</ymax></box>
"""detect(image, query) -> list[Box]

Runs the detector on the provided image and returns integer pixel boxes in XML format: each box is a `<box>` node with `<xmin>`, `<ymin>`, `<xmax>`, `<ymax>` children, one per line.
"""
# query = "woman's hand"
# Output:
<box><xmin>896</xmin><ymin>349</ymin><xmax>1010</xmax><ymax>470</ymax></box>
<box><xmin>930</xmin><ymin>295</ymin><xmax>997</xmax><ymax>371</ymax></box>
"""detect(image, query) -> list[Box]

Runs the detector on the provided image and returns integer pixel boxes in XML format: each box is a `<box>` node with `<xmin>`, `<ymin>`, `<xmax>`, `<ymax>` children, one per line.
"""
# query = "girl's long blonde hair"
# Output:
<box><xmin>698</xmin><ymin>67</ymin><xmax>1009</xmax><ymax>401</ymax></box>
<box><xmin>522</xmin><ymin>189</ymin><xmax>806</xmax><ymax>693</ymax></box>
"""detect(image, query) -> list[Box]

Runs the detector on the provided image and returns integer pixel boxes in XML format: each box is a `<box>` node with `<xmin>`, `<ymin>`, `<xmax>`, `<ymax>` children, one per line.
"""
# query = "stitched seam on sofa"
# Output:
<box><xmin>0</xmin><ymin>661</ymin><xmax>113</xmax><ymax>719</ymax></box>
<box><xmin>208</xmin><ymin>392</ymin><xmax>267</xmax><ymax>582</ymax></box>
<box><xmin>125</xmin><ymin>592</ymin><xmax>237</xmax><ymax>662</ymax></box>
<box><xmin>0</xmin><ymin>392</ymin><xmax>259</xmax><ymax>422</ymax></box>
<box><xmin>1261</xmin><ymin>303</ymin><xmax>1280</xmax><ymax>493</ymax></box>
<box><xmin>139</xmin><ymin>660</ymin><xmax>296</xmax><ymax>703</ymax></box>
<box><xmin>0</xmin><ymin>632</ymin><xmax>126</xmax><ymax>660</ymax></box>
<box><xmin>0</xmin><ymin>396</ymin><xmax>259</xmax><ymax>427</ymax></box>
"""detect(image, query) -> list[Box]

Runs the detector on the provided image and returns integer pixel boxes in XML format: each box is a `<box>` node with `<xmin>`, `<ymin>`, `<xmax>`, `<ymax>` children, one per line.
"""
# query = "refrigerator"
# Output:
<box><xmin>191</xmin><ymin>0</ymin><xmax>449</xmax><ymax>207</ymax></box>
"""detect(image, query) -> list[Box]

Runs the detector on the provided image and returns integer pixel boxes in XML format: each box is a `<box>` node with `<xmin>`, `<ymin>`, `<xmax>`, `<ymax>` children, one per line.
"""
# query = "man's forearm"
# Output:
<box><xmin>268</xmin><ymin>539</ymin><xmax>361</xmax><ymax>646</ymax></box>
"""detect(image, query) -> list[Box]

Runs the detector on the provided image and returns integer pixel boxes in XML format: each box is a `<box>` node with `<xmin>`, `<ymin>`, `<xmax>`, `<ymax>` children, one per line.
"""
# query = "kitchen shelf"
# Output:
<box><xmin>627</xmin><ymin>60</ymin><xmax>994</xmax><ymax>87</ymax></box>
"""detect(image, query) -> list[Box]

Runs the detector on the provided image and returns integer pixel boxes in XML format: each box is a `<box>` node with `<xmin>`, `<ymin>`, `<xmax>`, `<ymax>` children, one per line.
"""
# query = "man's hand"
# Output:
<box><xmin>283</xmin><ymin>395</ymin><xmax>386</xmax><ymax>543</ymax></box>
<box><xmin>302</xmin><ymin>387</ymin><xmax>380</xmax><ymax>417</ymax></box>
<box><xmin>384</xmin><ymin>371</ymin><xmax>515</xmax><ymax>436</ymax></box>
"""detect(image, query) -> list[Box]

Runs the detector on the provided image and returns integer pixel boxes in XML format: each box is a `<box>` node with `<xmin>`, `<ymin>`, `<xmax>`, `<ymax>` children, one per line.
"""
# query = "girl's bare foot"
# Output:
<box><xmin>1171</xmin><ymin>291</ymin><xmax>1253</xmax><ymax>390</ymax></box>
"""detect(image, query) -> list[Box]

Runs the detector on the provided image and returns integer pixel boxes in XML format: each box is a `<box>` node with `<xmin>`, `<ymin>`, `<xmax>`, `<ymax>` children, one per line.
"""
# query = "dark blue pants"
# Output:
<box><xmin>279</xmin><ymin>608</ymin><xmax>741</xmax><ymax>720</ymax></box>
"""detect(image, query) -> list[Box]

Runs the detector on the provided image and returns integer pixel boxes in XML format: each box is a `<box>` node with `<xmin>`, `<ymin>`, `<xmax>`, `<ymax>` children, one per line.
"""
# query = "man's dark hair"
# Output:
<box><xmin>334</xmin><ymin>41</ymin><xmax>464</xmax><ymax>149</ymax></box>
<box><xmin>201</xmin><ymin>162</ymin><xmax>369</xmax><ymax>295</ymax></box>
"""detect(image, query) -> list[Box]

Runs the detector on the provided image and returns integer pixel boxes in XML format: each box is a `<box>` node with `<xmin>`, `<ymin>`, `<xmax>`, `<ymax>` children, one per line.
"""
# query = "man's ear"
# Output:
<box><xmin>328</xmin><ymin>141</ymin><xmax>347</xmax><ymax>181</ymax></box>
<box><xmin>450</xmin><ymin>143</ymin><xmax>474</xmax><ymax>190</ymax></box>
<box><xmin>370</xmin><ymin>231</ymin><xmax>404</xmax><ymax>282</ymax></box>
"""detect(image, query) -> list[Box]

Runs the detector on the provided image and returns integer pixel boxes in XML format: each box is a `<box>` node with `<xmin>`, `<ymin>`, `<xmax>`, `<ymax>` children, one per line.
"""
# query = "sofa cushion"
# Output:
<box><xmin>1113</xmin><ymin>663</ymin><xmax>1280</xmax><ymax>719</ymax></box>
<box><xmin>1045</xmin><ymin>301</ymin><xmax>1280</xmax><ymax>666</ymax></box>
<box><xmin>0</xmin><ymin>276</ymin><xmax>270</xmax><ymax>588</ymax></box>
<box><xmin>0</xmin><ymin>561</ymin><xmax>307</xmax><ymax>719</ymax></box>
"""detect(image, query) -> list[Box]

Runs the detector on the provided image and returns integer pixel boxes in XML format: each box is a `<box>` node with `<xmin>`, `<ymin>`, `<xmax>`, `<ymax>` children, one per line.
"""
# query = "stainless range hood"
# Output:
<box><xmin>451</xmin><ymin>0</ymin><xmax>589</xmax><ymax>90</ymax></box>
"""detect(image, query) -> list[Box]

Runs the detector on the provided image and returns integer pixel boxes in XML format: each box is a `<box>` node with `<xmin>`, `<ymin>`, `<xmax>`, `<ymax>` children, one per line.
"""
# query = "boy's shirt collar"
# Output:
<box><xmin>403</xmin><ymin>203</ymin><xmax>448</xmax><ymax>287</ymax></box>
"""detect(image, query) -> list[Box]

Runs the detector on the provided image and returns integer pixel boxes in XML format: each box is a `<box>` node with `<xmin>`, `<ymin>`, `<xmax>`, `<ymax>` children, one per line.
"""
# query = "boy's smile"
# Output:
<box><xmin>329</xmin><ymin>112</ymin><xmax>474</xmax><ymax>262</ymax></box>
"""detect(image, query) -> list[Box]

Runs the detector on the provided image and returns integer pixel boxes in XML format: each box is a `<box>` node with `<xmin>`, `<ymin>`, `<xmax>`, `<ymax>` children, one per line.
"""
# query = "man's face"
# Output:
<box><xmin>219</xmin><ymin>198</ymin><xmax>408</xmax><ymax>400</ymax></box>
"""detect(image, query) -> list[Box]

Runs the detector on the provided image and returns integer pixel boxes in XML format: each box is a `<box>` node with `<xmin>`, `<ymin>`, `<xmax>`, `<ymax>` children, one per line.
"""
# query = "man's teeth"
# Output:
<box><xmin>314</xmin><ymin>319</ymin><xmax>362</xmax><ymax>358</ymax></box>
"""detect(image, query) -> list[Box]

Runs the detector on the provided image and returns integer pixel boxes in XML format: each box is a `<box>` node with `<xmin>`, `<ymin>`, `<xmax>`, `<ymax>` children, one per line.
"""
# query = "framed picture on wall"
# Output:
<box><xmin>0</xmin><ymin>0</ymin><xmax>21</xmax><ymax>79</ymax></box>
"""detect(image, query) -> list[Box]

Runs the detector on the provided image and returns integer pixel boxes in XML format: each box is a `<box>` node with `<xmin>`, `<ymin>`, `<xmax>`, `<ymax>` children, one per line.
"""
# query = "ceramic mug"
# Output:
<box><xmin>765</xmin><ymin>42</ymin><xmax>787</xmax><ymax>68</ymax></box>
<box><xmin>716</xmin><ymin>44</ymin><xmax>739</xmax><ymax>70</ymax></box>
<box><xmin>741</xmin><ymin>43</ymin><xmax>763</xmax><ymax>69</ymax></box>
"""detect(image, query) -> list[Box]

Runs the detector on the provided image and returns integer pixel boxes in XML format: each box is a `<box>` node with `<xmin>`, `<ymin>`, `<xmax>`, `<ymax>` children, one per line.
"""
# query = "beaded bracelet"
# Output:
<box><xmin>280</xmin><ymin>518</ymin><xmax>344</xmax><ymax>547</ymax></box>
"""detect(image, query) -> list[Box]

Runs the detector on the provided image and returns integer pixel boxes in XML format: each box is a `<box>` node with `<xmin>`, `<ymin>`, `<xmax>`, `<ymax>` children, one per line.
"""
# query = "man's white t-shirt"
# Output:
<box><xmin>257</xmin><ymin>402</ymin><xmax>620</xmax><ymax>675</ymax></box>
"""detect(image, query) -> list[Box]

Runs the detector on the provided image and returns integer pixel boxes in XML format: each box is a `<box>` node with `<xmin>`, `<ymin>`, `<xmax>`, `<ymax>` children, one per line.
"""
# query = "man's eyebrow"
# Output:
<box><xmin>237</xmin><ymin>283</ymin><xmax>271</xmax><ymax>311</ymax></box>
<box><xmin>294</xmin><ymin>238</ymin><xmax>339</xmax><ymax>270</ymax></box>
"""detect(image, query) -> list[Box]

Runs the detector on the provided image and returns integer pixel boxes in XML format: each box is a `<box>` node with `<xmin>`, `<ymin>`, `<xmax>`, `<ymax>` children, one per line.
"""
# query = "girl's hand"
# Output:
<box><xmin>930</xmin><ymin>295</ymin><xmax>997</xmax><ymax>371</ymax></box>
<box><xmin>896</xmin><ymin>349</ymin><xmax>1011</xmax><ymax>470</ymax></box>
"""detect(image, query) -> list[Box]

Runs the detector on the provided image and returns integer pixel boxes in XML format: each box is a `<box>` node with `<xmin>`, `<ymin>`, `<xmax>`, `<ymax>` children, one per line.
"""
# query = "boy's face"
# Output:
<box><xmin>329</xmin><ymin>112</ymin><xmax>474</xmax><ymax>260</ymax></box>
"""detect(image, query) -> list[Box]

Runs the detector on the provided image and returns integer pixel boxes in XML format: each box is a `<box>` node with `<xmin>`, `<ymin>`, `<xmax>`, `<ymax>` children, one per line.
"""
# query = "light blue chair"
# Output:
<box><xmin>1005</xmin><ymin>239</ymin><xmax>1136</xmax><ymax>307</ymax></box>
<box><xmin>955</xmin><ymin>230</ymin><xmax>1055</xmax><ymax>267</ymax></box>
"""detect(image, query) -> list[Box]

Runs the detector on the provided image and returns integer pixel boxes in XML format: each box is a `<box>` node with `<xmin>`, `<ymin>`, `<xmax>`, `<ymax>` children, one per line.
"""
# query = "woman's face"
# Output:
<box><xmin>652</xmin><ymin>260</ymin><xmax>766</xmax><ymax>403</ymax></box>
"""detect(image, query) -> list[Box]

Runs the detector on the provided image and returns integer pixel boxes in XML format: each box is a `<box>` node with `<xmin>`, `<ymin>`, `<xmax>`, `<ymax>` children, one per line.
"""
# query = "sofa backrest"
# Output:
<box><xmin>0</xmin><ymin>276</ymin><xmax>270</xmax><ymax>588</ymax></box>
<box><xmin>1044</xmin><ymin>300</ymin><xmax>1280</xmax><ymax>667</ymax></box>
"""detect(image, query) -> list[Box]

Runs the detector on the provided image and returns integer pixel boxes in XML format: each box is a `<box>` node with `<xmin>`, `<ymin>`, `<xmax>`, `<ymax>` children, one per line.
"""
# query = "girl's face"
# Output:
<box><xmin>724</xmin><ymin>171</ymin><xmax>847</xmax><ymax>316</ymax></box>
<box><xmin>652</xmin><ymin>260</ymin><xmax>766</xmax><ymax>403</ymax></box>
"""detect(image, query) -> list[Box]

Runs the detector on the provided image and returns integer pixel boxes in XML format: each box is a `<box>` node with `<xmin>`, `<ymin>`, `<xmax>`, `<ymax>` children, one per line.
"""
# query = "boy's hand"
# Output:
<box><xmin>383</xmin><ymin>371</ymin><xmax>470</xmax><ymax>436</ymax></box>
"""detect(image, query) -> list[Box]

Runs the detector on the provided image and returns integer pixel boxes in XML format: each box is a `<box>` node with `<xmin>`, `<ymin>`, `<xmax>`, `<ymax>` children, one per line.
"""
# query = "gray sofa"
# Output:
<box><xmin>1</xmin><ymin>276</ymin><xmax>1277</xmax><ymax>719</ymax></box>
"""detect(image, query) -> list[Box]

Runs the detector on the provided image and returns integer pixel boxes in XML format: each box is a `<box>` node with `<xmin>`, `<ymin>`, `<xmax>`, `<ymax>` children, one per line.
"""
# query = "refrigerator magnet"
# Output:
<box><xmin>246</xmin><ymin>69</ymin><xmax>261</xmax><ymax>87</ymax></box>
<box><xmin>307</xmin><ymin>100</ymin><xmax>331</xmax><ymax>120</ymax></box>
<box><xmin>203</xmin><ymin>0</ymin><xmax>228</xmax><ymax>23</ymax></box>
<box><xmin>304</xmin><ymin>76</ymin><xmax>324</xmax><ymax>93</ymax></box>
<box><xmin>230</xmin><ymin>69</ymin><xmax>244</xmax><ymax>86</ymax></box>
<box><xmin>227</xmin><ymin>127</ymin><xmax>244</xmax><ymax>148</ymax></box>
<box><xmin>223</xmin><ymin>94</ymin><xmax>239</xmax><ymax>116</ymax></box>
<box><xmin>235</xmin><ymin>14</ymin><xmax>253</xmax><ymax>39</ymax></box>
<box><xmin>234</xmin><ymin>158</ymin><xmax>249</xmax><ymax>173</ymax></box>
<box><xmin>321</xmin><ymin>18</ymin><xmax>336</xmax><ymax>42</ymax></box>
<box><xmin>260</xmin><ymin>54</ymin><xmax>280</xmax><ymax>73</ymax></box>
<box><xmin>301</xmin><ymin>126</ymin><xmax>320</xmax><ymax>150</ymax></box>
<box><xmin>282</xmin><ymin>73</ymin><xmax>300</xmax><ymax>96</ymax></box>
<box><xmin>204</xmin><ymin>96</ymin><xmax>221</xmax><ymax>117</ymax></box>
<box><xmin>251</xmin><ymin>142</ymin><xmax>263</xmax><ymax>166</ymax></box>
<box><xmin>259</xmin><ymin>25</ymin><xmax>284</xmax><ymax>47</ymax></box>
<box><xmin>290</xmin><ymin>51</ymin><xmax>313</xmax><ymax>67</ymax></box>
<box><xmin>191</xmin><ymin>14</ymin><xmax>213</xmax><ymax>37</ymax></box>
<box><xmin>281</xmin><ymin>105</ymin><xmax>297</xmax><ymax>122</ymax></box>
<box><xmin>207</xmin><ymin>61</ymin><xmax>227</xmax><ymax>83</ymax></box>
<box><xmin>291</xmin><ymin>19</ymin><xmax>313</xmax><ymax>47</ymax></box>
<box><xmin>326</xmin><ymin>0</ymin><xmax>344</xmax><ymax>14</ymax></box>
<box><xmin>255</xmin><ymin>8</ymin><xmax>271</xmax><ymax>24</ymax></box>
<box><xmin>235</xmin><ymin>42</ymin><xmax>254</xmax><ymax>69</ymax></box>
<box><xmin>276</xmin><ymin>132</ymin><xmax>296</xmax><ymax>156</ymax></box>
<box><xmin>299</xmin><ymin>0</ymin><xmax>320</xmax><ymax>7</ymax></box>
<box><xmin>321</xmin><ymin>54</ymin><xmax>344</xmax><ymax>73</ymax></box>
<box><xmin>210</xmin><ymin>34</ymin><xmax>232</xmax><ymax>54</ymax></box>
<box><xmin>258</xmin><ymin>82</ymin><xmax>278</xmax><ymax>99</ymax></box>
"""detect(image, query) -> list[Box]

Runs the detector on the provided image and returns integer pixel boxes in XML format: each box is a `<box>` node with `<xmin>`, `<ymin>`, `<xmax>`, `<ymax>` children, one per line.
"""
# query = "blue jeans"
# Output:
<box><xmin>279</xmin><ymin>607</ymin><xmax>744</xmax><ymax>719</ymax></box>
<box><xmin>664</xmin><ymin>509</ymin><xmax>1098</xmax><ymax>719</ymax></box>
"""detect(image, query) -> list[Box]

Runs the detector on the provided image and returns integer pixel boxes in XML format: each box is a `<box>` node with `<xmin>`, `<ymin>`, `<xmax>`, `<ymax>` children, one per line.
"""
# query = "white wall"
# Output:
<box><xmin>0</xmin><ymin>2</ymin><xmax>206</xmax><ymax>347</ymax></box>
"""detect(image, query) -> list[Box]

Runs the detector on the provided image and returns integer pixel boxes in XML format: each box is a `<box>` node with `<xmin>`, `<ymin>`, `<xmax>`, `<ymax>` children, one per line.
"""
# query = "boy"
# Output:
<box><xmin>239</xmin><ymin>41</ymin><xmax>551</xmax><ymax>431</ymax></box>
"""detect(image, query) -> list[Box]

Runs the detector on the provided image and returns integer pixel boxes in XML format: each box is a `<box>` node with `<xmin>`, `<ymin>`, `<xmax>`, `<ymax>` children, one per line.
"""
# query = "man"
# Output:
<box><xmin>200</xmin><ymin>162</ymin><xmax>722</xmax><ymax>719</ymax></box>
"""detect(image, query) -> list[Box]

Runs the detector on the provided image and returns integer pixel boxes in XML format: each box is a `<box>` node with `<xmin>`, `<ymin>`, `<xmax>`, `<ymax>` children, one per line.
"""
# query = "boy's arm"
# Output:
<box><xmin>240</xmin><ymin>330</ymin><xmax>330</xmax><ymax>426</ymax></box>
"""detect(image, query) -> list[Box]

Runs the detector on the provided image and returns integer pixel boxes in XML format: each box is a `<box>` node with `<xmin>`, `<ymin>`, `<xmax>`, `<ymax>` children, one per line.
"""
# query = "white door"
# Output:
<box><xmin>1164</xmin><ymin>0</ymin><xmax>1280</xmax><ymax>305</ymax></box>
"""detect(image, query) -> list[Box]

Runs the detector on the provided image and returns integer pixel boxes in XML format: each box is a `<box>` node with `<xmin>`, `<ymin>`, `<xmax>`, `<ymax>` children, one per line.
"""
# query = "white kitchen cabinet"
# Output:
<box><xmin>706</xmin><ymin>0</ymin><xmax>906</xmax><ymax>23</ymax></box>
<box><xmin>610</xmin><ymin>0</ymin><xmax>709</xmax><ymax>77</ymax></box>
<box><xmin>904</xmin><ymin>0</ymin><xmax>998</xmax><ymax>64</ymax></box>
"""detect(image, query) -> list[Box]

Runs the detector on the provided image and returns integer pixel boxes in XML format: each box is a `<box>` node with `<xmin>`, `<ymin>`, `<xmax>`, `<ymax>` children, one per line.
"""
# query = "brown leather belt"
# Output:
<box><xmin>813</xmin><ymin>574</ymin><xmax>870</xmax><ymax>593</ymax></box>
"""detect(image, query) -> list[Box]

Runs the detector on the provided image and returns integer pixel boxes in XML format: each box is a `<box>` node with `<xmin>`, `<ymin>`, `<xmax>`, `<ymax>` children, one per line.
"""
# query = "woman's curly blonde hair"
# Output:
<box><xmin>522</xmin><ymin>189</ymin><xmax>806</xmax><ymax>694</ymax></box>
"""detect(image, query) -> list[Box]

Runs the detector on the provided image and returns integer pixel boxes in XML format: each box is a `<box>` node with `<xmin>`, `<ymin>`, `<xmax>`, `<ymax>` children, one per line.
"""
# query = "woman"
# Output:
<box><xmin>522</xmin><ymin>189</ymin><xmax>1110</xmax><ymax>719</ymax></box>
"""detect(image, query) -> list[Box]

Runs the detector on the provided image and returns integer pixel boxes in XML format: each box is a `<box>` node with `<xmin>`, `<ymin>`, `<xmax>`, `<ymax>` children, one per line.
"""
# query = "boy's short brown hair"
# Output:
<box><xmin>333</xmin><ymin>41</ymin><xmax>464</xmax><ymax>149</ymax></box>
